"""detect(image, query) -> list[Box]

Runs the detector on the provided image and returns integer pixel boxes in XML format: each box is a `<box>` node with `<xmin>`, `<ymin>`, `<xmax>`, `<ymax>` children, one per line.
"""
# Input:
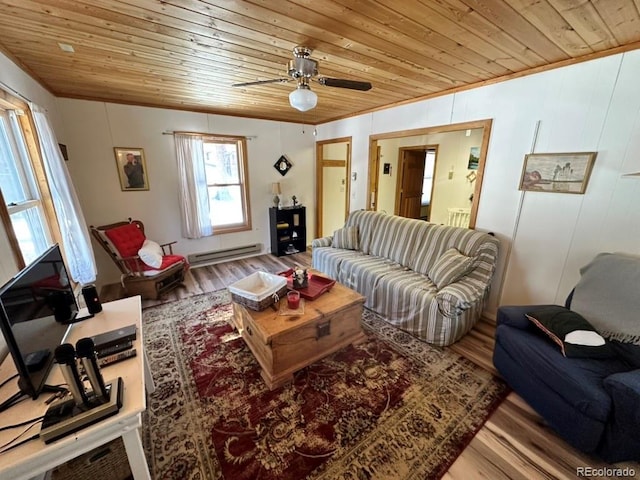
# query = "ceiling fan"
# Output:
<box><xmin>232</xmin><ymin>46</ymin><xmax>372</xmax><ymax>112</ymax></box>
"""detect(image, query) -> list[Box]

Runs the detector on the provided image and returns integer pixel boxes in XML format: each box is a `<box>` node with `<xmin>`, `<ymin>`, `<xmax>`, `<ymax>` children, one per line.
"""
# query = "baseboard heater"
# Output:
<box><xmin>187</xmin><ymin>243</ymin><xmax>262</xmax><ymax>265</ymax></box>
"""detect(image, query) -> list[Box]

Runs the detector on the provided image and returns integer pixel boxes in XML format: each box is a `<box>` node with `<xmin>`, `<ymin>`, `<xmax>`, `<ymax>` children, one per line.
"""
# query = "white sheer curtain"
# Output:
<box><xmin>174</xmin><ymin>133</ymin><xmax>213</xmax><ymax>238</ymax></box>
<box><xmin>31</xmin><ymin>105</ymin><xmax>97</xmax><ymax>285</ymax></box>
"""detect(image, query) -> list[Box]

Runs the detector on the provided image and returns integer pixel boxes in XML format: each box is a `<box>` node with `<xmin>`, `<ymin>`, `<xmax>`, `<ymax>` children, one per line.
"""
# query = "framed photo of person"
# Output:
<box><xmin>114</xmin><ymin>147</ymin><xmax>149</xmax><ymax>191</ymax></box>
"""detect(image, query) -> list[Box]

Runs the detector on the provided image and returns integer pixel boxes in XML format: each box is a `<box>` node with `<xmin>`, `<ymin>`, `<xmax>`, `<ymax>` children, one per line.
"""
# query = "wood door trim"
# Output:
<box><xmin>394</xmin><ymin>145</ymin><xmax>437</xmax><ymax>215</ymax></box>
<box><xmin>322</xmin><ymin>159</ymin><xmax>346</xmax><ymax>167</ymax></box>
<box><xmin>315</xmin><ymin>137</ymin><xmax>352</xmax><ymax>239</ymax></box>
<box><xmin>367</xmin><ymin>119</ymin><xmax>492</xmax><ymax>229</ymax></box>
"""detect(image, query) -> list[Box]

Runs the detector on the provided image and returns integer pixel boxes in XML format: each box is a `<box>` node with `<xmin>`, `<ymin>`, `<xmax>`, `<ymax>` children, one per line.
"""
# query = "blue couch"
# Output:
<box><xmin>494</xmin><ymin>254</ymin><xmax>640</xmax><ymax>462</ymax></box>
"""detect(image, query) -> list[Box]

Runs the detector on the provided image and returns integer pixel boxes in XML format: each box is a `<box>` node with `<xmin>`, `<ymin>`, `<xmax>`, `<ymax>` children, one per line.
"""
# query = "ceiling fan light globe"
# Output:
<box><xmin>289</xmin><ymin>88</ymin><xmax>317</xmax><ymax>112</ymax></box>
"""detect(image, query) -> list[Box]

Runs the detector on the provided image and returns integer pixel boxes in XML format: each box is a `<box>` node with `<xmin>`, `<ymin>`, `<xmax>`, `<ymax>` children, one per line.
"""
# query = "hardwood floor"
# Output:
<box><xmin>101</xmin><ymin>253</ymin><xmax>640</xmax><ymax>479</ymax></box>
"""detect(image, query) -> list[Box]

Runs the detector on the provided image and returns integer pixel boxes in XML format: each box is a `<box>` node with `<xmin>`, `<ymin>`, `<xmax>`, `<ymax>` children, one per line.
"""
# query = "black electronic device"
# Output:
<box><xmin>91</xmin><ymin>324</ymin><xmax>136</xmax><ymax>352</ymax></box>
<box><xmin>96</xmin><ymin>341</ymin><xmax>133</xmax><ymax>359</ymax></box>
<box><xmin>0</xmin><ymin>244</ymin><xmax>81</xmax><ymax>399</ymax></box>
<box><xmin>40</xmin><ymin>377</ymin><xmax>124</xmax><ymax>444</ymax></box>
<box><xmin>81</xmin><ymin>284</ymin><xmax>102</xmax><ymax>314</ymax></box>
<box><xmin>98</xmin><ymin>348</ymin><xmax>137</xmax><ymax>367</ymax></box>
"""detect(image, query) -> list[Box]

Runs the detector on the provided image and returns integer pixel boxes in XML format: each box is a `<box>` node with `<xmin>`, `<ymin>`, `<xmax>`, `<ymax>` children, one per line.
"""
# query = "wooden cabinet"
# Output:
<box><xmin>269</xmin><ymin>206</ymin><xmax>306</xmax><ymax>256</ymax></box>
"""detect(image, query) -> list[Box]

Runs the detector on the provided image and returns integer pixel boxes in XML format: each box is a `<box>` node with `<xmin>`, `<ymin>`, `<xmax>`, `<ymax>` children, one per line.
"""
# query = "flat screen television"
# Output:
<box><xmin>0</xmin><ymin>244</ymin><xmax>78</xmax><ymax>399</ymax></box>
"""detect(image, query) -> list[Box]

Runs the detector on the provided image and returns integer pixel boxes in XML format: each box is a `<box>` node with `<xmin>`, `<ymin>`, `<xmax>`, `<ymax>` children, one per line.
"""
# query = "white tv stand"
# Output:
<box><xmin>0</xmin><ymin>296</ymin><xmax>154</xmax><ymax>480</ymax></box>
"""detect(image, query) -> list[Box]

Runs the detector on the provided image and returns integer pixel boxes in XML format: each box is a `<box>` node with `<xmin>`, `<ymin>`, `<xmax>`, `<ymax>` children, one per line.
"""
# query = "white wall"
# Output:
<box><xmin>56</xmin><ymin>100</ymin><xmax>316</xmax><ymax>288</ymax></box>
<box><xmin>317</xmin><ymin>50</ymin><xmax>640</xmax><ymax>317</ymax></box>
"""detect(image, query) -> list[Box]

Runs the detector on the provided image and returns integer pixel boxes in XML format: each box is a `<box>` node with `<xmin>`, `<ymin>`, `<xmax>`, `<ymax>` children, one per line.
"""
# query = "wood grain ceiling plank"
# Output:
<box><xmin>355</xmin><ymin>0</ymin><xmax>530</xmax><ymax>72</ymax></box>
<box><xmin>503</xmin><ymin>0</ymin><xmax>594</xmax><ymax>56</ymax></box>
<box><xmin>279</xmin><ymin>0</ymin><xmax>505</xmax><ymax>79</ymax></box>
<box><xmin>123</xmin><ymin>0</ymin><xmax>451</xmax><ymax>86</ymax></box>
<box><xmin>4</xmin><ymin>33</ymin><xmax>416</xmax><ymax>100</ymax></box>
<box><xmin>591</xmin><ymin>0</ymin><xmax>640</xmax><ymax>45</ymax></box>
<box><xmin>459</xmin><ymin>0</ymin><xmax>571</xmax><ymax>61</ymax></box>
<box><xmin>218</xmin><ymin>0</ymin><xmax>476</xmax><ymax>85</ymax></box>
<box><xmin>0</xmin><ymin>3</ymin><xmax>430</xmax><ymax>99</ymax></box>
<box><xmin>426</xmin><ymin>0</ymin><xmax>548</xmax><ymax>69</ymax></box>
<box><xmin>546</xmin><ymin>0</ymin><xmax>618</xmax><ymax>50</ymax></box>
<box><xmin>23</xmin><ymin>57</ymin><xmax>390</xmax><ymax>110</ymax></box>
<box><xmin>33</xmin><ymin>0</ymin><xmax>437</xmax><ymax>91</ymax></box>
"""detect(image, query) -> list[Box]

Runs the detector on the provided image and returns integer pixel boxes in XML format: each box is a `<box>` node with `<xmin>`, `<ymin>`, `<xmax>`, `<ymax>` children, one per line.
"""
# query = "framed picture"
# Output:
<box><xmin>468</xmin><ymin>146</ymin><xmax>480</xmax><ymax>170</ymax></box>
<box><xmin>519</xmin><ymin>152</ymin><xmax>597</xmax><ymax>194</ymax></box>
<box><xmin>114</xmin><ymin>148</ymin><xmax>149</xmax><ymax>191</ymax></box>
<box><xmin>274</xmin><ymin>155</ymin><xmax>292</xmax><ymax>176</ymax></box>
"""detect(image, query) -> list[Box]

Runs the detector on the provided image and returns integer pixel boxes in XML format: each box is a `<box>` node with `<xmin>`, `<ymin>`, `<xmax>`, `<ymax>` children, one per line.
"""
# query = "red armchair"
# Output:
<box><xmin>90</xmin><ymin>218</ymin><xmax>188</xmax><ymax>300</ymax></box>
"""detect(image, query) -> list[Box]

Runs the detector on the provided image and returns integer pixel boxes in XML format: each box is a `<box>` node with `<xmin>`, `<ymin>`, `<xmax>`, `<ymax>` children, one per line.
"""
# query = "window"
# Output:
<box><xmin>421</xmin><ymin>149</ymin><xmax>436</xmax><ymax>205</ymax></box>
<box><xmin>202</xmin><ymin>136</ymin><xmax>251</xmax><ymax>233</ymax></box>
<box><xmin>0</xmin><ymin>109</ymin><xmax>51</xmax><ymax>266</ymax></box>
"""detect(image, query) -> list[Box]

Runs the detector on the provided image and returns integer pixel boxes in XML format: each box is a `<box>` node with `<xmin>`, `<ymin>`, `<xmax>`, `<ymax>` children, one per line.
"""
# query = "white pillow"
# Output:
<box><xmin>138</xmin><ymin>239</ymin><xmax>163</xmax><ymax>269</ymax></box>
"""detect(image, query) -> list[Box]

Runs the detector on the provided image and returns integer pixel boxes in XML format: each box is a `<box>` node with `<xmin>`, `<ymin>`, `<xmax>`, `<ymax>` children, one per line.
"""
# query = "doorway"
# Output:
<box><xmin>315</xmin><ymin>137</ymin><xmax>352</xmax><ymax>238</ymax></box>
<box><xmin>367</xmin><ymin>119</ymin><xmax>492</xmax><ymax>229</ymax></box>
<box><xmin>395</xmin><ymin>146</ymin><xmax>437</xmax><ymax>220</ymax></box>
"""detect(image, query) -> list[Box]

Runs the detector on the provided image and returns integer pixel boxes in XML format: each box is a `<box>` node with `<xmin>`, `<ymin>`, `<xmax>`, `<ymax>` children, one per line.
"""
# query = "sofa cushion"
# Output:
<box><xmin>344</xmin><ymin>210</ymin><xmax>381</xmax><ymax>255</ymax></box>
<box><xmin>409</xmin><ymin>225</ymin><xmax>492</xmax><ymax>277</ymax></box>
<box><xmin>428</xmin><ymin>248</ymin><xmax>476</xmax><ymax>289</ymax></box>
<box><xmin>368</xmin><ymin>215</ymin><xmax>430</xmax><ymax>267</ymax></box>
<box><xmin>104</xmin><ymin>223</ymin><xmax>145</xmax><ymax>258</ymax></box>
<box><xmin>332</xmin><ymin>226</ymin><xmax>359</xmax><ymax>250</ymax></box>
<box><xmin>495</xmin><ymin>324</ymin><xmax>628</xmax><ymax>423</ymax></box>
<box><xmin>525</xmin><ymin>306</ymin><xmax>615</xmax><ymax>359</ymax></box>
<box><xmin>311</xmin><ymin>246</ymin><xmax>366</xmax><ymax>280</ymax></box>
<box><xmin>335</xmin><ymin>255</ymin><xmax>404</xmax><ymax>301</ymax></box>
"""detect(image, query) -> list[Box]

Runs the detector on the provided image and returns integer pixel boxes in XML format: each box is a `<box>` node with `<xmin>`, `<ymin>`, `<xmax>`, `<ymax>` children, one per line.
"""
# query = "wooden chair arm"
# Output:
<box><xmin>116</xmin><ymin>255</ymin><xmax>146</xmax><ymax>275</ymax></box>
<box><xmin>159</xmin><ymin>241</ymin><xmax>177</xmax><ymax>255</ymax></box>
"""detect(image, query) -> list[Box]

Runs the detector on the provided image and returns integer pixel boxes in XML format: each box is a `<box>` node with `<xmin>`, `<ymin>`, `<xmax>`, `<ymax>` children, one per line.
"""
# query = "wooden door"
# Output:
<box><xmin>368</xmin><ymin>145</ymin><xmax>380</xmax><ymax>210</ymax></box>
<box><xmin>396</xmin><ymin>150</ymin><xmax>426</xmax><ymax>219</ymax></box>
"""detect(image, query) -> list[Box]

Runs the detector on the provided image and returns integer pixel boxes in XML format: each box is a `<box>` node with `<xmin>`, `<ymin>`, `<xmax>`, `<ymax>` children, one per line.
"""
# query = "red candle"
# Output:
<box><xmin>287</xmin><ymin>290</ymin><xmax>300</xmax><ymax>309</ymax></box>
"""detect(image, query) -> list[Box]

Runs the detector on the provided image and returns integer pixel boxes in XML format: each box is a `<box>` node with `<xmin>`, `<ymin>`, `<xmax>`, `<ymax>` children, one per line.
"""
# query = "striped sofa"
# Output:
<box><xmin>311</xmin><ymin>210</ymin><xmax>499</xmax><ymax>346</ymax></box>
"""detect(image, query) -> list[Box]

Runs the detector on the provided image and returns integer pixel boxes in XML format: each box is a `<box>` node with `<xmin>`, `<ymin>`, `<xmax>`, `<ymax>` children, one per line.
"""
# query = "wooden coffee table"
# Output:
<box><xmin>231</xmin><ymin>278</ymin><xmax>366</xmax><ymax>390</ymax></box>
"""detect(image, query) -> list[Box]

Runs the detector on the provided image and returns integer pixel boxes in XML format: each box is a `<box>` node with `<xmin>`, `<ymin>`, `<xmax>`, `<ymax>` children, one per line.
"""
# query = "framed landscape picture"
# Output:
<box><xmin>114</xmin><ymin>147</ymin><xmax>149</xmax><ymax>191</ymax></box>
<box><xmin>467</xmin><ymin>146</ymin><xmax>480</xmax><ymax>170</ymax></box>
<box><xmin>519</xmin><ymin>152</ymin><xmax>596</xmax><ymax>194</ymax></box>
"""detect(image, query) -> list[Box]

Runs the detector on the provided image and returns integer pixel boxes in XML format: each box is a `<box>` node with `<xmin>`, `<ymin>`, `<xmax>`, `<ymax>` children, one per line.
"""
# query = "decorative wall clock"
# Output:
<box><xmin>274</xmin><ymin>155</ymin><xmax>292</xmax><ymax>176</ymax></box>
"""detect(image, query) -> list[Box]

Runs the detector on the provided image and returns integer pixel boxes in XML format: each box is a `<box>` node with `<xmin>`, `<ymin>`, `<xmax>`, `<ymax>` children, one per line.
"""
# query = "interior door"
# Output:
<box><xmin>315</xmin><ymin>138</ymin><xmax>351</xmax><ymax>238</ymax></box>
<box><xmin>369</xmin><ymin>145</ymin><xmax>381</xmax><ymax>210</ymax></box>
<box><xmin>396</xmin><ymin>150</ymin><xmax>426</xmax><ymax>219</ymax></box>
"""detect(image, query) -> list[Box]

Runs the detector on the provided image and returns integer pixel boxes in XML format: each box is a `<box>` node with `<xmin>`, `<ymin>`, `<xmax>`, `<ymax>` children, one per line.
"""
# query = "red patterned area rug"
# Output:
<box><xmin>141</xmin><ymin>290</ymin><xmax>509</xmax><ymax>480</ymax></box>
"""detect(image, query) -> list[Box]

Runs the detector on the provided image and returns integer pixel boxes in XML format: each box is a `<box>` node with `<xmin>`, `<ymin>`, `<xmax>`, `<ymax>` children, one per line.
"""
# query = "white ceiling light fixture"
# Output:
<box><xmin>289</xmin><ymin>81</ymin><xmax>317</xmax><ymax>112</ymax></box>
<box><xmin>233</xmin><ymin>46</ymin><xmax>371</xmax><ymax>112</ymax></box>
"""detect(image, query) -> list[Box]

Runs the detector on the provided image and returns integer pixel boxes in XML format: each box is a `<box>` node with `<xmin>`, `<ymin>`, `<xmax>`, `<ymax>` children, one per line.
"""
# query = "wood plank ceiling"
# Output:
<box><xmin>0</xmin><ymin>0</ymin><xmax>639</xmax><ymax>124</ymax></box>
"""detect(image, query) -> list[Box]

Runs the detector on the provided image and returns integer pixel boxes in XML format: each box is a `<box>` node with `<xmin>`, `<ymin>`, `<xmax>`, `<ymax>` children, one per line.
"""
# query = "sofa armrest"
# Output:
<box><xmin>496</xmin><ymin>304</ymin><xmax>561</xmax><ymax>330</ymax></box>
<box><xmin>312</xmin><ymin>236</ymin><xmax>333</xmax><ymax>248</ymax></box>
<box><xmin>604</xmin><ymin>371</ymin><xmax>640</xmax><ymax>441</ymax></box>
<box><xmin>435</xmin><ymin>277</ymin><xmax>487</xmax><ymax>317</ymax></box>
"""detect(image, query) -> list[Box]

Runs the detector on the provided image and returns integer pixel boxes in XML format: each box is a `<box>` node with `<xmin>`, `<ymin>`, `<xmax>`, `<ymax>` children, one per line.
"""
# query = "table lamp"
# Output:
<box><xmin>271</xmin><ymin>182</ymin><xmax>281</xmax><ymax>209</ymax></box>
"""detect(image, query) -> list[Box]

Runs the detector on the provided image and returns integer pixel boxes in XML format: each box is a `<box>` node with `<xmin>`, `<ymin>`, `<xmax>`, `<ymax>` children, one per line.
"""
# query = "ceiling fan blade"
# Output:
<box><xmin>232</xmin><ymin>78</ymin><xmax>290</xmax><ymax>87</ymax></box>
<box><xmin>318</xmin><ymin>78</ymin><xmax>372</xmax><ymax>91</ymax></box>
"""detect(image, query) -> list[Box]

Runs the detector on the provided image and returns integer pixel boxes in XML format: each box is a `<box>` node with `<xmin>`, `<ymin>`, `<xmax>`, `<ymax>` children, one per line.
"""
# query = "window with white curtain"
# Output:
<box><xmin>0</xmin><ymin>109</ymin><xmax>51</xmax><ymax>265</ymax></box>
<box><xmin>202</xmin><ymin>136</ymin><xmax>251</xmax><ymax>233</ymax></box>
